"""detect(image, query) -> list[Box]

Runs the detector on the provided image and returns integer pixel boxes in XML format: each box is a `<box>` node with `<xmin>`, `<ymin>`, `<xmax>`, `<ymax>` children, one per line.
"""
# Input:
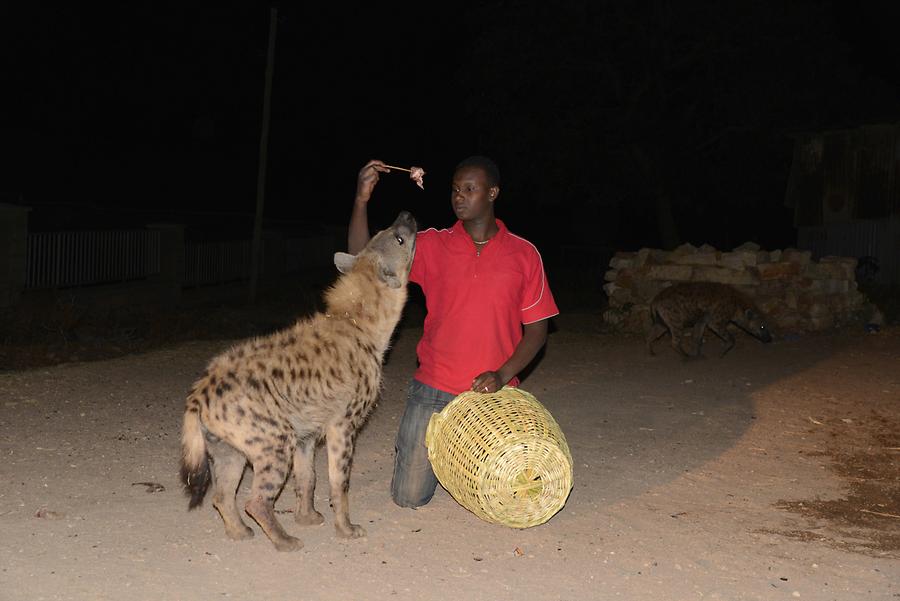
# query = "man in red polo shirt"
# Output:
<box><xmin>348</xmin><ymin>156</ymin><xmax>559</xmax><ymax>508</ymax></box>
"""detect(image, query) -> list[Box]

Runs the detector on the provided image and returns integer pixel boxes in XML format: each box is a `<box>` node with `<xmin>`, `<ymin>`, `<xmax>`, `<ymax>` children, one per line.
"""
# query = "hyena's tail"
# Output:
<box><xmin>180</xmin><ymin>395</ymin><xmax>211</xmax><ymax>509</ymax></box>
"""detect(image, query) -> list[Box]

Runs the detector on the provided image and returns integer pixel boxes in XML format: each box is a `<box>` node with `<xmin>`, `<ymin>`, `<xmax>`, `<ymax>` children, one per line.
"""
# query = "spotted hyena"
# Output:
<box><xmin>180</xmin><ymin>211</ymin><xmax>416</xmax><ymax>551</ymax></box>
<box><xmin>646</xmin><ymin>281</ymin><xmax>773</xmax><ymax>358</ymax></box>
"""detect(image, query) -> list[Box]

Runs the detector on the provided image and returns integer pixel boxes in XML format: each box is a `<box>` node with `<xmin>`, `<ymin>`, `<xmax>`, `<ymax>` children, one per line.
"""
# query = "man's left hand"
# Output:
<box><xmin>471</xmin><ymin>371</ymin><xmax>503</xmax><ymax>394</ymax></box>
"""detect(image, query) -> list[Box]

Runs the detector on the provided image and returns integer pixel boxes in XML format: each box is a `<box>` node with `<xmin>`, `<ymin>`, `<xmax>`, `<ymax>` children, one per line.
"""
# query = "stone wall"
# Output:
<box><xmin>602</xmin><ymin>242</ymin><xmax>871</xmax><ymax>334</ymax></box>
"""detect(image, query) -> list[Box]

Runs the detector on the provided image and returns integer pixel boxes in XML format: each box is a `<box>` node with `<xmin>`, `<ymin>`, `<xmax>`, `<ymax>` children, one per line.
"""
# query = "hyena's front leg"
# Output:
<box><xmin>707</xmin><ymin>322</ymin><xmax>736</xmax><ymax>357</ymax></box>
<box><xmin>293</xmin><ymin>434</ymin><xmax>325</xmax><ymax>526</ymax></box>
<box><xmin>325</xmin><ymin>420</ymin><xmax>366</xmax><ymax>539</ymax></box>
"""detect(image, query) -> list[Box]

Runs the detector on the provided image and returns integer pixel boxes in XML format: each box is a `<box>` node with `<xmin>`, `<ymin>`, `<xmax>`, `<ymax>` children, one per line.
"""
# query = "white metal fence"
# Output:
<box><xmin>24</xmin><ymin>229</ymin><xmax>324</xmax><ymax>292</ymax></box>
<box><xmin>26</xmin><ymin>230</ymin><xmax>161</xmax><ymax>289</ymax></box>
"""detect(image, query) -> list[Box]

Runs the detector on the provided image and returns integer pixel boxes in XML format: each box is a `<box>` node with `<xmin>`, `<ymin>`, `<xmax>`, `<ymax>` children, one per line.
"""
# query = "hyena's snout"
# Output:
<box><xmin>390</xmin><ymin>210</ymin><xmax>417</xmax><ymax>272</ymax></box>
<box><xmin>392</xmin><ymin>211</ymin><xmax>417</xmax><ymax>247</ymax></box>
<box><xmin>392</xmin><ymin>210</ymin><xmax>417</xmax><ymax>231</ymax></box>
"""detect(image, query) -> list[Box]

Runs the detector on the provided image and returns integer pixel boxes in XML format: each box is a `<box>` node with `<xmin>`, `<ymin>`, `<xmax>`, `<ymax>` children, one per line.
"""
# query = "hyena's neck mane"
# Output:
<box><xmin>323</xmin><ymin>258</ymin><xmax>407</xmax><ymax>346</ymax></box>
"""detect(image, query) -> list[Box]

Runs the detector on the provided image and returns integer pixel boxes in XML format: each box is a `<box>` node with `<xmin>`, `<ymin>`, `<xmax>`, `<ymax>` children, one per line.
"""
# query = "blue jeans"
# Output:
<box><xmin>391</xmin><ymin>379</ymin><xmax>457</xmax><ymax>508</ymax></box>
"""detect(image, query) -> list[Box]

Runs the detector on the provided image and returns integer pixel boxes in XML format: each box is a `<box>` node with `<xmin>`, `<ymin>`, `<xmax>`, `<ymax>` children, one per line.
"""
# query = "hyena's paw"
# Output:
<box><xmin>272</xmin><ymin>534</ymin><xmax>304</xmax><ymax>552</ymax></box>
<box><xmin>295</xmin><ymin>510</ymin><xmax>325</xmax><ymax>526</ymax></box>
<box><xmin>224</xmin><ymin>523</ymin><xmax>255</xmax><ymax>541</ymax></box>
<box><xmin>336</xmin><ymin>523</ymin><xmax>367</xmax><ymax>539</ymax></box>
<box><xmin>678</xmin><ymin>344</ymin><xmax>703</xmax><ymax>360</ymax></box>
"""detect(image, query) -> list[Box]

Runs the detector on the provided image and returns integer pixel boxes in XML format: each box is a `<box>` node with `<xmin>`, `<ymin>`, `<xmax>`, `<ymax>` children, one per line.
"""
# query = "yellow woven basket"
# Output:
<box><xmin>425</xmin><ymin>386</ymin><xmax>573</xmax><ymax>528</ymax></box>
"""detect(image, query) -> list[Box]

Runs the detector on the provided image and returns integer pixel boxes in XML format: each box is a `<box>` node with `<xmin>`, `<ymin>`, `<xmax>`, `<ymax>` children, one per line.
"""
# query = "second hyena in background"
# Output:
<box><xmin>646</xmin><ymin>282</ymin><xmax>773</xmax><ymax>357</ymax></box>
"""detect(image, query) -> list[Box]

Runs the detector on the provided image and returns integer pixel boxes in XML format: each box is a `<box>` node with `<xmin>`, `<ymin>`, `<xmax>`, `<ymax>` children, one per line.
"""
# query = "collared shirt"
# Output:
<box><xmin>409</xmin><ymin>218</ymin><xmax>559</xmax><ymax>394</ymax></box>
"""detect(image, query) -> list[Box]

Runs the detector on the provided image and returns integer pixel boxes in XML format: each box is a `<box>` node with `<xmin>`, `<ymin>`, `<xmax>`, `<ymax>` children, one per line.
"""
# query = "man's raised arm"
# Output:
<box><xmin>348</xmin><ymin>160</ymin><xmax>390</xmax><ymax>254</ymax></box>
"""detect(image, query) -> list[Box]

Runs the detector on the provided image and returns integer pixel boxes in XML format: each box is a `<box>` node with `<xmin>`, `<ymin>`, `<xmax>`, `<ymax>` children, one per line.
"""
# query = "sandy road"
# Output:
<box><xmin>1</xmin><ymin>319</ymin><xmax>897</xmax><ymax>601</ymax></box>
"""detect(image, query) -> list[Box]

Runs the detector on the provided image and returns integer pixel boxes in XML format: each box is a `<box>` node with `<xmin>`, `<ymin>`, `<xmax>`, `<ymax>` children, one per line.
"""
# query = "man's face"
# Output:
<box><xmin>450</xmin><ymin>166</ymin><xmax>498</xmax><ymax>221</ymax></box>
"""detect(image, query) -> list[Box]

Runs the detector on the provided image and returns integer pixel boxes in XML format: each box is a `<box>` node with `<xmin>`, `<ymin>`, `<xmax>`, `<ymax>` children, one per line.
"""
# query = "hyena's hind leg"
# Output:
<box><xmin>325</xmin><ymin>420</ymin><xmax>366</xmax><ymax>539</ymax></box>
<box><xmin>244</xmin><ymin>439</ymin><xmax>303</xmax><ymax>552</ymax></box>
<box><xmin>207</xmin><ymin>437</ymin><xmax>254</xmax><ymax>541</ymax></box>
<box><xmin>645</xmin><ymin>321</ymin><xmax>669</xmax><ymax>356</ymax></box>
<box><xmin>293</xmin><ymin>434</ymin><xmax>325</xmax><ymax>526</ymax></box>
<box><xmin>689</xmin><ymin>318</ymin><xmax>711</xmax><ymax>358</ymax></box>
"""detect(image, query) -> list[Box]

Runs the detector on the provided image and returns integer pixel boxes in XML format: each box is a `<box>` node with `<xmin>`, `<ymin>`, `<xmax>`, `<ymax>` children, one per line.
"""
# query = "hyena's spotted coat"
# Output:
<box><xmin>180</xmin><ymin>211</ymin><xmax>416</xmax><ymax>551</ymax></box>
<box><xmin>646</xmin><ymin>281</ymin><xmax>773</xmax><ymax>358</ymax></box>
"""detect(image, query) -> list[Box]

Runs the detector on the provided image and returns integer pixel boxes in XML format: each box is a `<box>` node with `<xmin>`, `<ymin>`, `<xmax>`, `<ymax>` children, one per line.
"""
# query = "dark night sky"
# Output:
<box><xmin>6</xmin><ymin>2</ymin><xmax>900</xmax><ymax>255</ymax></box>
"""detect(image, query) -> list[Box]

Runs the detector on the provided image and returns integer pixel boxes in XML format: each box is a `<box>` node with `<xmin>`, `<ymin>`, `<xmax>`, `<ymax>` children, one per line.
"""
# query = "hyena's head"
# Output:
<box><xmin>335</xmin><ymin>211</ymin><xmax>417</xmax><ymax>289</ymax></box>
<box><xmin>740</xmin><ymin>308</ymin><xmax>773</xmax><ymax>344</ymax></box>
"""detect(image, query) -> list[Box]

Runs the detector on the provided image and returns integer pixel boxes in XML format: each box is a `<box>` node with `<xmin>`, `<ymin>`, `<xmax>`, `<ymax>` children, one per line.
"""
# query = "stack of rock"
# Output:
<box><xmin>602</xmin><ymin>242</ymin><xmax>870</xmax><ymax>334</ymax></box>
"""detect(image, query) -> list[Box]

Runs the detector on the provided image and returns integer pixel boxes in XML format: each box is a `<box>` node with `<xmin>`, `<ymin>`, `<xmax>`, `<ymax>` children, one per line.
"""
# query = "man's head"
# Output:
<box><xmin>455</xmin><ymin>156</ymin><xmax>500</xmax><ymax>187</ymax></box>
<box><xmin>451</xmin><ymin>156</ymin><xmax>501</xmax><ymax>222</ymax></box>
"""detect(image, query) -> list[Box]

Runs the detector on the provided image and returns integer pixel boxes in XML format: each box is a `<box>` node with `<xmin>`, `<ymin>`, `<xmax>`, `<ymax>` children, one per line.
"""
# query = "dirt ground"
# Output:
<box><xmin>1</xmin><ymin>293</ymin><xmax>899</xmax><ymax>601</ymax></box>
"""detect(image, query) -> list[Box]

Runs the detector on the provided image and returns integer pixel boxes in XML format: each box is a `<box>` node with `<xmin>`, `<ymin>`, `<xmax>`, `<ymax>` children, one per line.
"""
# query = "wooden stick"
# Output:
<box><xmin>382</xmin><ymin>164</ymin><xmax>412</xmax><ymax>173</ymax></box>
<box><xmin>860</xmin><ymin>509</ymin><xmax>900</xmax><ymax>519</ymax></box>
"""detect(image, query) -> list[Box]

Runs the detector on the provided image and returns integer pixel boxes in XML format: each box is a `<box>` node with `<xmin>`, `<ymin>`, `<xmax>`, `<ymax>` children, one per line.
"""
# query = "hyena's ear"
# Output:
<box><xmin>378</xmin><ymin>264</ymin><xmax>402</xmax><ymax>289</ymax></box>
<box><xmin>334</xmin><ymin>252</ymin><xmax>357</xmax><ymax>274</ymax></box>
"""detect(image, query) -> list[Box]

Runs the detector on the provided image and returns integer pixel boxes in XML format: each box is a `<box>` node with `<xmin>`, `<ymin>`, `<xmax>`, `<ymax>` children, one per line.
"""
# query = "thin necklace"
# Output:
<box><xmin>473</xmin><ymin>239</ymin><xmax>490</xmax><ymax>245</ymax></box>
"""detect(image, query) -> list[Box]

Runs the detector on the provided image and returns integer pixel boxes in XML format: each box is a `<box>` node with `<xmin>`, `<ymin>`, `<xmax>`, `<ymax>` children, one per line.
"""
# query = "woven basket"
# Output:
<box><xmin>425</xmin><ymin>386</ymin><xmax>573</xmax><ymax>528</ymax></box>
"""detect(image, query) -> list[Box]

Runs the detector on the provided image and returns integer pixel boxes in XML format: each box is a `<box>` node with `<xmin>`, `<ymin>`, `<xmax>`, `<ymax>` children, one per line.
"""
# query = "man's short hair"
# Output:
<box><xmin>455</xmin><ymin>155</ymin><xmax>500</xmax><ymax>188</ymax></box>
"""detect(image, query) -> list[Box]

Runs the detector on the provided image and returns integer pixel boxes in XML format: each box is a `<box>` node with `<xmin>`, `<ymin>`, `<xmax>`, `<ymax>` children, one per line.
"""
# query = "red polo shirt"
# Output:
<box><xmin>409</xmin><ymin>219</ymin><xmax>559</xmax><ymax>394</ymax></box>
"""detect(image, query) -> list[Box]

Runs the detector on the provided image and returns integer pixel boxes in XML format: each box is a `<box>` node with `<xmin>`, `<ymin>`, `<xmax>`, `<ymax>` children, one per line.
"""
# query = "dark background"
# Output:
<box><xmin>6</xmin><ymin>2</ymin><xmax>899</xmax><ymax>262</ymax></box>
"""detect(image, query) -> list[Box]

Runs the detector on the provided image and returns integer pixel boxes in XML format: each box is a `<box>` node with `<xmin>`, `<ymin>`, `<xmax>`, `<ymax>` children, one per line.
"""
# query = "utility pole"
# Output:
<box><xmin>249</xmin><ymin>7</ymin><xmax>277</xmax><ymax>304</ymax></box>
